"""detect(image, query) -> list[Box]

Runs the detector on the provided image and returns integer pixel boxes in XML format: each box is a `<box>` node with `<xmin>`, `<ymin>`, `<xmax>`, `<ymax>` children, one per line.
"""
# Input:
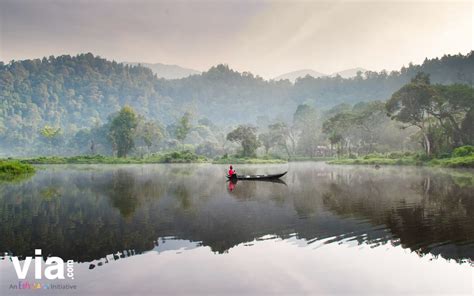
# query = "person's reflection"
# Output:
<box><xmin>228</xmin><ymin>179</ymin><xmax>237</xmax><ymax>192</ymax></box>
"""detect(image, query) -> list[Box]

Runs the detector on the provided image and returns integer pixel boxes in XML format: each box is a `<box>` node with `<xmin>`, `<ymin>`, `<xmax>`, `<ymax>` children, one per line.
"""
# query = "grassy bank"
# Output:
<box><xmin>0</xmin><ymin>160</ymin><xmax>35</xmax><ymax>180</ymax></box>
<box><xmin>213</xmin><ymin>157</ymin><xmax>286</xmax><ymax>164</ymax></box>
<box><xmin>429</xmin><ymin>155</ymin><xmax>474</xmax><ymax>168</ymax></box>
<box><xmin>289</xmin><ymin>156</ymin><xmax>335</xmax><ymax>162</ymax></box>
<box><xmin>329</xmin><ymin>157</ymin><xmax>419</xmax><ymax>166</ymax></box>
<box><xmin>328</xmin><ymin>147</ymin><xmax>474</xmax><ymax>168</ymax></box>
<box><xmin>10</xmin><ymin>152</ymin><xmax>287</xmax><ymax>166</ymax></box>
<box><xmin>19</xmin><ymin>151</ymin><xmax>207</xmax><ymax>164</ymax></box>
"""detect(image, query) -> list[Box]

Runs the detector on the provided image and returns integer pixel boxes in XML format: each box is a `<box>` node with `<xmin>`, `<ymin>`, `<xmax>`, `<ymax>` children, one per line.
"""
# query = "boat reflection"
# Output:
<box><xmin>0</xmin><ymin>163</ymin><xmax>473</xmax><ymax>265</ymax></box>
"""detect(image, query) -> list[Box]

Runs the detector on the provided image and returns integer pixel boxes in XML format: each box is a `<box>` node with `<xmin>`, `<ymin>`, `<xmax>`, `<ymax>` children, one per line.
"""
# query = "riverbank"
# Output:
<box><xmin>7</xmin><ymin>150</ymin><xmax>474</xmax><ymax>168</ymax></box>
<box><xmin>0</xmin><ymin>160</ymin><xmax>35</xmax><ymax>180</ymax></box>
<box><xmin>213</xmin><ymin>157</ymin><xmax>286</xmax><ymax>164</ymax></box>
<box><xmin>13</xmin><ymin>151</ymin><xmax>286</xmax><ymax>165</ymax></box>
<box><xmin>19</xmin><ymin>151</ymin><xmax>207</xmax><ymax>164</ymax></box>
<box><xmin>328</xmin><ymin>154</ymin><xmax>474</xmax><ymax>168</ymax></box>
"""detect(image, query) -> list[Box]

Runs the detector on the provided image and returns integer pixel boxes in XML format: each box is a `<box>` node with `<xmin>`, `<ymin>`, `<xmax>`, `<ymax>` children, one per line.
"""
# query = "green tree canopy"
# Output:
<box><xmin>40</xmin><ymin>125</ymin><xmax>61</xmax><ymax>139</ymax></box>
<box><xmin>175</xmin><ymin>112</ymin><xmax>192</xmax><ymax>142</ymax></box>
<box><xmin>108</xmin><ymin>106</ymin><xmax>138</xmax><ymax>158</ymax></box>
<box><xmin>226</xmin><ymin>125</ymin><xmax>260</xmax><ymax>157</ymax></box>
<box><xmin>386</xmin><ymin>73</ymin><xmax>438</xmax><ymax>155</ymax></box>
<box><xmin>387</xmin><ymin>72</ymin><xmax>474</xmax><ymax>156</ymax></box>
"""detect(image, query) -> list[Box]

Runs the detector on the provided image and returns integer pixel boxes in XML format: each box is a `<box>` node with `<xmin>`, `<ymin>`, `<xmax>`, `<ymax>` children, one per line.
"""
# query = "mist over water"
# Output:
<box><xmin>0</xmin><ymin>162</ymin><xmax>473</xmax><ymax>294</ymax></box>
<box><xmin>1</xmin><ymin>163</ymin><xmax>473</xmax><ymax>261</ymax></box>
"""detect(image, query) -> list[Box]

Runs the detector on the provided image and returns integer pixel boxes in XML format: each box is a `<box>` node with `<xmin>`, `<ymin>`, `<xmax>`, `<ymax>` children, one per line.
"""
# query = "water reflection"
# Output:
<box><xmin>0</xmin><ymin>163</ymin><xmax>473</xmax><ymax>265</ymax></box>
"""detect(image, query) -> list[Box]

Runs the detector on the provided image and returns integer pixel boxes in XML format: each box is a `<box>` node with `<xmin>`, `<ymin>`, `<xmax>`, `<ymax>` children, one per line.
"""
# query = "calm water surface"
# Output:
<box><xmin>0</xmin><ymin>162</ymin><xmax>473</xmax><ymax>295</ymax></box>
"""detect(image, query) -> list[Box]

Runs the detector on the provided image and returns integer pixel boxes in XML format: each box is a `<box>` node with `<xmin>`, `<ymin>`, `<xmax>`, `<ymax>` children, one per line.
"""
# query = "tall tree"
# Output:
<box><xmin>175</xmin><ymin>112</ymin><xmax>192</xmax><ymax>142</ymax></box>
<box><xmin>135</xmin><ymin>116</ymin><xmax>163</xmax><ymax>156</ymax></box>
<box><xmin>293</xmin><ymin>104</ymin><xmax>321</xmax><ymax>157</ymax></box>
<box><xmin>40</xmin><ymin>125</ymin><xmax>61</xmax><ymax>154</ymax></box>
<box><xmin>322</xmin><ymin>113</ymin><xmax>354</xmax><ymax>157</ymax></box>
<box><xmin>108</xmin><ymin>106</ymin><xmax>138</xmax><ymax>158</ymax></box>
<box><xmin>258</xmin><ymin>123</ymin><xmax>289</xmax><ymax>155</ymax></box>
<box><xmin>461</xmin><ymin>107</ymin><xmax>474</xmax><ymax>145</ymax></box>
<box><xmin>226</xmin><ymin>125</ymin><xmax>260</xmax><ymax>157</ymax></box>
<box><xmin>386</xmin><ymin>73</ymin><xmax>438</xmax><ymax>156</ymax></box>
<box><xmin>258</xmin><ymin>132</ymin><xmax>274</xmax><ymax>155</ymax></box>
<box><xmin>432</xmin><ymin>84</ymin><xmax>474</xmax><ymax>146</ymax></box>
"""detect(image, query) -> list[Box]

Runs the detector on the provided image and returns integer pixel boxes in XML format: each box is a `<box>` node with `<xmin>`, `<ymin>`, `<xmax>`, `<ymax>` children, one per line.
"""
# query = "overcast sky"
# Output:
<box><xmin>0</xmin><ymin>0</ymin><xmax>472</xmax><ymax>78</ymax></box>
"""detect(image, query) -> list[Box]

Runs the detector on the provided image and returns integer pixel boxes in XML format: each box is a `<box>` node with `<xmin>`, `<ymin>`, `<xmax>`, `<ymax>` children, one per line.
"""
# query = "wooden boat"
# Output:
<box><xmin>227</xmin><ymin>171</ymin><xmax>287</xmax><ymax>180</ymax></box>
<box><xmin>228</xmin><ymin>177</ymin><xmax>287</xmax><ymax>185</ymax></box>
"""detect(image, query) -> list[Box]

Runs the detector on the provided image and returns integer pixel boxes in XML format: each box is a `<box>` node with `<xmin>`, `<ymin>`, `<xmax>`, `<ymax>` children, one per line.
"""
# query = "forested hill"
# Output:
<box><xmin>1</xmin><ymin>52</ymin><xmax>473</xmax><ymax>151</ymax></box>
<box><xmin>0</xmin><ymin>54</ymin><xmax>175</xmax><ymax>148</ymax></box>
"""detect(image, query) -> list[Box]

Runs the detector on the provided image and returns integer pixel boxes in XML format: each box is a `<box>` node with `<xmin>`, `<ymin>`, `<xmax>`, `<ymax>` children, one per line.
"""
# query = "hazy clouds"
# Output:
<box><xmin>0</xmin><ymin>0</ymin><xmax>472</xmax><ymax>77</ymax></box>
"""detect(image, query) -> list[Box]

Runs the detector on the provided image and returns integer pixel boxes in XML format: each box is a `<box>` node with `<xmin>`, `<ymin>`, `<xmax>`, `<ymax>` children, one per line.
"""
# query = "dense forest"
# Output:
<box><xmin>0</xmin><ymin>52</ymin><xmax>473</xmax><ymax>157</ymax></box>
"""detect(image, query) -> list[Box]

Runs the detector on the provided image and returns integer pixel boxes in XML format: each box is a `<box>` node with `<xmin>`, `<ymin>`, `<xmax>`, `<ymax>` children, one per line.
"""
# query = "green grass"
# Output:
<box><xmin>328</xmin><ymin>153</ymin><xmax>474</xmax><ymax>168</ymax></box>
<box><xmin>0</xmin><ymin>160</ymin><xmax>35</xmax><ymax>181</ymax></box>
<box><xmin>329</xmin><ymin>157</ymin><xmax>420</xmax><ymax>166</ymax></box>
<box><xmin>9</xmin><ymin>148</ymin><xmax>474</xmax><ymax>168</ymax></box>
<box><xmin>213</xmin><ymin>157</ymin><xmax>286</xmax><ymax>164</ymax></box>
<box><xmin>289</xmin><ymin>156</ymin><xmax>336</xmax><ymax>162</ymax></box>
<box><xmin>428</xmin><ymin>155</ymin><xmax>474</xmax><ymax>168</ymax></box>
<box><xmin>19</xmin><ymin>151</ymin><xmax>207</xmax><ymax>165</ymax></box>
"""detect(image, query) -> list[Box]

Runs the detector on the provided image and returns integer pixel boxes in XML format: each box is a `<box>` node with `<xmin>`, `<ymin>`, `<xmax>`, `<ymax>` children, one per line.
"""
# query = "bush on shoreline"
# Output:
<box><xmin>6</xmin><ymin>146</ymin><xmax>474</xmax><ymax>168</ymax></box>
<box><xmin>328</xmin><ymin>146</ymin><xmax>474</xmax><ymax>168</ymax></box>
<box><xmin>18</xmin><ymin>151</ymin><xmax>207</xmax><ymax>164</ymax></box>
<box><xmin>212</xmin><ymin>158</ymin><xmax>286</xmax><ymax>164</ymax></box>
<box><xmin>0</xmin><ymin>160</ymin><xmax>35</xmax><ymax>180</ymax></box>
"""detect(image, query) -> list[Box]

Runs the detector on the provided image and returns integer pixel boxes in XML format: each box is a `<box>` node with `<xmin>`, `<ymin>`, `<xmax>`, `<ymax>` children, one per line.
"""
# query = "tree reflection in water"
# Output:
<box><xmin>0</xmin><ymin>163</ymin><xmax>472</xmax><ymax>265</ymax></box>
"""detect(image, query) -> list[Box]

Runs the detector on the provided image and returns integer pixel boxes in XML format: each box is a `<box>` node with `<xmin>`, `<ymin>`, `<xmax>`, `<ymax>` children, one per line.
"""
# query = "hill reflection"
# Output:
<box><xmin>0</xmin><ymin>163</ymin><xmax>472</xmax><ymax>264</ymax></box>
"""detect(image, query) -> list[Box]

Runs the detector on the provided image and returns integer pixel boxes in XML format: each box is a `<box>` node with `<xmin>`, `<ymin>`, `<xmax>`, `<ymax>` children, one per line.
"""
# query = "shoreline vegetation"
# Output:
<box><xmin>0</xmin><ymin>153</ymin><xmax>472</xmax><ymax>182</ymax></box>
<box><xmin>329</xmin><ymin>155</ymin><xmax>474</xmax><ymax>168</ymax></box>
<box><xmin>13</xmin><ymin>151</ymin><xmax>286</xmax><ymax>165</ymax></box>
<box><xmin>328</xmin><ymin>146</ymin><xmax>474</xmax><ymax>168</ymax></box>
<box><xmin>1</xmin><ymin>146</ymin><xmax>473</xmax><ymax>169</ymax></box>
<box><xmin>0</xmin><ymin>160</ymin><xmax>35</xmax><ymax>181</ymax></box>
<box><xmin>2</xmin><ymin>55</ymin><xmax>473</xmax><ymax>177</ymax></box>
<box><xmin>19</xmin><ymin>151</ymin><xmax>207</xmax><ymax>165</ymax></box>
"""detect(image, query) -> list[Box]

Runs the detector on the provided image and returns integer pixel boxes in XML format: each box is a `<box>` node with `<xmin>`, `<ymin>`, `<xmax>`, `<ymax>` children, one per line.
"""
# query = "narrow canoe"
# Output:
<box><xmin>227</xmin><ymin>171</ymin><xmax>287</xmax><ymax>180</ymax></box>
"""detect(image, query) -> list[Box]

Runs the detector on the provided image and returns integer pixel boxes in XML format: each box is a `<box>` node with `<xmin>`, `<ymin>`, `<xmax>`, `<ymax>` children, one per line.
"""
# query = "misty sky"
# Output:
<box><xmin>0</xmin><ymin>0</ymin><xmax>472</xmax><ymax>78</ymax></box>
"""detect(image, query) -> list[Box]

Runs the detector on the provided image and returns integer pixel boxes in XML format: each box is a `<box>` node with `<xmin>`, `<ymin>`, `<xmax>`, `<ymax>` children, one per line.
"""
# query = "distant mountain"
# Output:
<box><xmin>331</xmin><ymin>67</ymin><xmax>367</xmax><ymax>78</ymax></box>
<box><xmin>126</xmin><ymin>62</ymin><xmax>200</xmax><ymax>79</ymax></box>
<box><xmin>275</xmin><ymin>67</ymin><xmax>368</xmax><ymax>82</ymax></box>
<box><xmin>274</xmin><ymin>69</ymin><xmax>327</xmax><ymax>82</ymax></box>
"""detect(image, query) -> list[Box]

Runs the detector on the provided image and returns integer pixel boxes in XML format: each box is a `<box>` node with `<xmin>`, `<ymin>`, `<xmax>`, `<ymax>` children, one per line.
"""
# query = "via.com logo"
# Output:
<box><xmin>10</xmin><ymin>249</ymin><xmax>74</xmax><ymax>280</ymax></box>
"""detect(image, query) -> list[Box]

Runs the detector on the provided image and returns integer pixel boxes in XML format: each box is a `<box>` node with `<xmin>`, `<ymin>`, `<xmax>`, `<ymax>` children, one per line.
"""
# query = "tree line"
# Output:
<box><xmin>0</xmin><ymin>52</ymin><xmax>473</xmax><ymax>157</ymax></box>
<box><xmin>227</xmin><ymin>74</ymin><xmax>473</xmax><ymax>159</ymax></box>
<box><xmin>59</xmin><ymin>72</ymin><xmax>471</xmax><ymax>160</ymax></box>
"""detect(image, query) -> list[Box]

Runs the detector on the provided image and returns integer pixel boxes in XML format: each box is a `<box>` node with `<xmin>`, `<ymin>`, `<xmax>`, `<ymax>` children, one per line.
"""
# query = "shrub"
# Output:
<box><xmin>437</xmin><ymin>152</ymin><xmax>451</xmax><ymax>159</ymax></box>
<box><xmin>161</xmin><ymin>150</ymin><xmax>204</xmax><ymax>163</ymax></box>
<box><xmin>363</xmin><ymin>153</ymin><xmax>382</xmax><ymax>159</ymax></box>
<box><xmin>388</xmin><ymin>152</ymin><xmax>403</xmax><ymax>159</ymax></box>
<box><xmin>453</xmin><ymin>145</ymin><xmax>474</xmax><ymax>157</ymax></box>
<box><xmin>0</xmin><ymin>160</ymin><xmax>35</xmax><ymax>179</ymax></box>
<box><xmin>414</xmin><ymin>153</ymin><xmax>431</xmax><ymax>161</ymax></box>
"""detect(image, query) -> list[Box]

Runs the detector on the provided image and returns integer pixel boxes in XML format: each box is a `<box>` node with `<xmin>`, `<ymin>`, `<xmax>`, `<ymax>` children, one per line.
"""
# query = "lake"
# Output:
<box><xmin>0</xmin><ymin>162</ymin><xmax>473</xmax><ymax>295</ymax></box>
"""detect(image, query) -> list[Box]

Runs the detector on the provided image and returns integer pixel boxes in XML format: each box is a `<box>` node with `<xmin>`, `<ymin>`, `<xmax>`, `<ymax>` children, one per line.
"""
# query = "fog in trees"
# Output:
<box><xmin>0</xmin><ymin>52</ymin><xmax>473</xmax><ymax>159</ymax></box>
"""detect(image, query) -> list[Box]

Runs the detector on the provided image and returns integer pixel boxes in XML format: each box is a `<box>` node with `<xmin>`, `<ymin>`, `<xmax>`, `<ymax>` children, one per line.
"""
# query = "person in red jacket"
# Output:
<box><xmin>228</xmin><ymin>165</ymin><xmax>235</xmax><ymax>177</ymax></box>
